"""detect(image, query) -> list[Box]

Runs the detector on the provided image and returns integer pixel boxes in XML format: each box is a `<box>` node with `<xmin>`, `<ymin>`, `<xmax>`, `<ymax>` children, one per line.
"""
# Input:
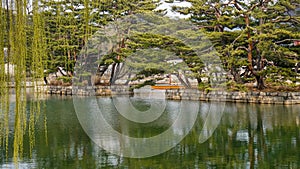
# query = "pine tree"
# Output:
<box><xmin>92</xmin><ymin>13</ymin><xmax>217</xmax><ymax>88</ymax></box>
<box><xmin>85</xmin><ymin>0</ymin><xmax>160</xmax><ymax>84</ymax></box>
<box><xmin>41</xmin><ymin>0</ymin><xmax>83</xmax><ymax>76</ymax></box>
<box><xmin>41</xmin><ymin>0</ymin><xmax>159</xmax><ymax>83</ymax></box>
<box><xmin>174</xmin><ymin>0</ymin><xmax>300</xmax><ymax>90</ymax></box>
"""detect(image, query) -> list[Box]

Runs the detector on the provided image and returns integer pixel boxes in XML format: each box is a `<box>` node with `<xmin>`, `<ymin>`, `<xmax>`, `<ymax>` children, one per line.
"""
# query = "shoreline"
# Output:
<box><xmin>39</xmin><ymin>85</ymin><xmax>300</xmax><ymax>105</ymax></box>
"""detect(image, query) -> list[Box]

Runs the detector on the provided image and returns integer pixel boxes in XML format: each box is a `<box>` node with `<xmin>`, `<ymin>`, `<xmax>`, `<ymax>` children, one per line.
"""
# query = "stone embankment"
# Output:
<box><xmin>43</xmin><ymin>86</ymin><xmax>300</xmax><ymax>104</ymax></box>
<box><xmin>165</xmin><ymin>89</ymin><xmax>300</xmax><ymax>105</ymax></box>
<box><xmin>43</xmin><ymin>85</ymin><xmax>130</xmax><ymax>96</ymax></box>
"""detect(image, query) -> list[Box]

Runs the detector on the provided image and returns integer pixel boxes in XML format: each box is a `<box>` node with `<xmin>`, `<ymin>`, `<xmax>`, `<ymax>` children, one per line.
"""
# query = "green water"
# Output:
<box><xmin>1</xmin><ymin>96</ymin><xmax>300</xmax><ymax>168</ymax></box>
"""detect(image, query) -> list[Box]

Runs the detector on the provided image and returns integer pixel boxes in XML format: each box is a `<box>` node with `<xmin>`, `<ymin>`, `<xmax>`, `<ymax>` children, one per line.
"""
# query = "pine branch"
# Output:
<box><xmin>236</xmin><ymin>46</ymin><xmax>249</xmax><ymax>52</ymax></box>
<box><xmin>275</xmin><ymin>39</ymin><xmax>299</xmax><ymax>44</ymax></box>
<box><xmin>232</xmin><ymin>29</ymin><xmax>246</xmax><ymax>45</ymax></box>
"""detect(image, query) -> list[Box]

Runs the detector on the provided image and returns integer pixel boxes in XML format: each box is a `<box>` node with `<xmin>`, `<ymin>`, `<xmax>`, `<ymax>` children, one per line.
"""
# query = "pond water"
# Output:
<box><xmin>0</xmin><ymin>95</ymin><xmax>300</xmax><ymax>168</ymax></box>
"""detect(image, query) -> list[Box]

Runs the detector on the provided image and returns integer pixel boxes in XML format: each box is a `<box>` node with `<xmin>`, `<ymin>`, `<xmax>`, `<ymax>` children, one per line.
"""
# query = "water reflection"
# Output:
<box><xmin>0</xmin><ymin>96</ymin><xmax>299</xmax><ymax>168</ymax></box>
<box><xmin>74</xmin><ymin>96</ymin><xmax>199</xmax><ymax>158</ymax></box>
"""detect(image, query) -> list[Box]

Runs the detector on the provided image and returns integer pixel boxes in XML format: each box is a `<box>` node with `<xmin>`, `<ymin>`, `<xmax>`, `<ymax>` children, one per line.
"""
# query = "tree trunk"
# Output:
<box><xmin>255</xmin><ymin>75</ymin><xmax>265</xmax><ymax>90</ymax></box>
<box><xmin>196</xmin><ymin>77</ymin><xmax>202</xmax><ymax>84</ymax></box>
<box><xmin>295</xmin><ymin>62</ymin><xmax>299</xmax><ymax>73</ymax></box>
<box><xmin>110</xmin><ymin>63</ymin><xmax>117</xmax><ymax>85</ymax></box>
<box><xmin>246</xmin><ymin>14</ymin><xmax>266</xmax><ymax>90</ymax></box>
<box><xmin>184</xmin><ymin>74</ymin><xmax>191</xmax><ymax>87</ymax></box>
<box><xmin>245</xmin><ymin>15</ymin><xmax>253</xmax><ymax>73</ymax></box>
<box><xmin>175</xmin><ymin>74</ymin><xmax>191</xmax><ymax>88</ymax></box>
<box><xmin>231</xmin><ymin>68</ymin><xmax>242</xmax><ymax>84</ymax></box>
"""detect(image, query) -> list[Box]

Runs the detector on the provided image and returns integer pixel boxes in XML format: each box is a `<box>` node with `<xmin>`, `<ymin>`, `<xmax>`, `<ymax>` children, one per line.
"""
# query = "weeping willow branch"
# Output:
<box><xmin>29</xmin><ymin>0</ymin><xmax>47</xmax><ymax>158</ymax></box>
<box><xmin>0</xmin><ymin>0</ymin><xmax>10</xmax><ymax>159</ymax></box>
<box><xmin>0</xmin><ymin>0</ymin><xmax>47</xmax><ymax>164</ymax></box>
<box><xmin>12</xmin><ymin>0</ymin><xmax>28</xmax><ymax>163</ymax></box>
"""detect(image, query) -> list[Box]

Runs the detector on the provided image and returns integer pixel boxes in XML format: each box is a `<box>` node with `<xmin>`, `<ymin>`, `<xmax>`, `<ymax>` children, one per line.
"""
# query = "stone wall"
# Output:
<box><xmin>44</xmin><ymin>86</ymin><xmax>300</xmax><ymax>104</ymax></box>
<box><xmin>166</xmin><ymin>89</ymin><xmax>300</xmax><ymax>105</ymax></box>
<box><xmin>45</xmin><ymin>85</ymin><xmax>131</xmax><ymax>96</ymax></box>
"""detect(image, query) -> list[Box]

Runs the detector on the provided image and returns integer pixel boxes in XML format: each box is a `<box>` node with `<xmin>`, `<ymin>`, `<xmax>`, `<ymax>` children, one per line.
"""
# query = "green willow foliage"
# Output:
<box><xmin>0</xmin><ymin>0</ymin><xmax>9</xmax><ymax>159</ymax></box>
<box><xmin>0</xmin><ymin>0</ymin><xmax>158</xmax><ymax>163</ymax></box>
<box><xmin>0</xmin><ymin>0</ymin><xmax>47</xmax><ymax>164</ymax></box>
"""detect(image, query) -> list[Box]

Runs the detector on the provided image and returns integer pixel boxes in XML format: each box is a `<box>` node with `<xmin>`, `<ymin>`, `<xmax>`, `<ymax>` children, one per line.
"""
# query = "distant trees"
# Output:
<box><xmin>41</xmin><ymin>0</ymin><xmax>158</xmax><ymax>77</ymax></box>
<box><xmin>1</xmin><ymin>0</ymin><xmax>298</xmax><ymax>90</ymax></box>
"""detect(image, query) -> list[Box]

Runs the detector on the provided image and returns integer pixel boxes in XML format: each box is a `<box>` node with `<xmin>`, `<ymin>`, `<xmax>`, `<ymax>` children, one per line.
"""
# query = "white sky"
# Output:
<box><xmin>156</xmin><ymin>0</ymin><xmax>191</xmax><ymax>19</ymax></box>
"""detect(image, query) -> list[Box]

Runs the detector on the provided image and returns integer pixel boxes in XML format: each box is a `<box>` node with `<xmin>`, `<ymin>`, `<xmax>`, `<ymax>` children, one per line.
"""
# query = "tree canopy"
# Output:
<box><xmin>174</xmin><ymin>0</ymin><xmax>300</xmax><ymax>89</ymax></box>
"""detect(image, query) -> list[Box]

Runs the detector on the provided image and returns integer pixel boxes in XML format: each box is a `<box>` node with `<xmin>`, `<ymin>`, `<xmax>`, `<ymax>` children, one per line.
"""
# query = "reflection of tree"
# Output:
<box><xmin>247</xmin><ymin>105</ymin><xmax>255</xmax><ymax>169</ymax></box>
<box><xmin>243</xmin><ymin>104</ymin><xmax>299</xmax><ymax>169</ymax></box>
<box><xmin>52</xmin><ymin>103</ymin><xmax>300</xmax><ymax>168</ymax></box>
<box><xmin>23</xmin><ymin>98</ymin><xmax>100</xmax><ymax>168</ymax></box>
<box><xmin>246</xmin><ymin>104</ymin><xmax>300</xmax><ymax>169</ymax></box>
<box><xmin>146</xmin><ymin>103</ymin><xmax>300</xmax><ymax>169</ymax></box>
<box><xmin>2</xmin><ymin>100</ymin><xmax>300</xmax><ymax>168</ymax></box>
<box><xmin>256</xmin><ymin>106</ymin><xmax>269</xmax><ymax>168</ymax></box>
